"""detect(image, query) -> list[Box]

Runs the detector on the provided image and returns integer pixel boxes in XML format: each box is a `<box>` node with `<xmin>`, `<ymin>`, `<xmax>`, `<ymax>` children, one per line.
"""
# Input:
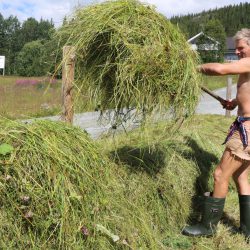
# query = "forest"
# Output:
<box><xmin>1</xmin><ymin>2</ymin><xmax>250</xmax><ymax>77</ymax></box>
<box><xmin>170</xmin><ymin>2</ymin><xmax>250</xmax><ymax>38</ymax></box>
<box><xmin>0</xmin><ymin>15</ymin><xmax>57</xmax><ymax>76</ymax></box>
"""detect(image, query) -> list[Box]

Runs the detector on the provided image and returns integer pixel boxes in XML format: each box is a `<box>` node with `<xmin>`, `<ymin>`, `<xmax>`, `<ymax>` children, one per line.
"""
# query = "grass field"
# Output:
<box><xmin>0</xmin><ymin>75</ymin><xmax>93</xmax><ymax>119</ymax></box>
<box><xmin>0</xmin><ymin>76</ymin><xmax>62</xmax><ymax>119</ymax></box>
<box><xmin>97</xmin><ymin>114</ymin><xmax>249</xmax><ymax>250</ymax></box>
<box><xmin>1</xmin><ymin>114</ymin><xmax>249</xmax><ymax>249</ymax></box>
<box><xmin>202</xmin><ymin>74</ymin><xmax>238</xmax><ymax>90</ymax></box>
<box><xmin>1</xmin><ymin>73</ymin><xmax>249</xmax><ymax>249</ymax></box>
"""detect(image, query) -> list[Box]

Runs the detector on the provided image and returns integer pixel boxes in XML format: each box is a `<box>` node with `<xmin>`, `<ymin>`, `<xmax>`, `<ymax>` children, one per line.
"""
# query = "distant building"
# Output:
<box><xmin>187</xmin><ymin>32</ymin><xmax>219</xmax><ymax>51</ymax></box>
<box><xmin>224</xmin><ymin>37</ymin><xmax>238</xmax><ymax>61</ymax></box>
<box><xmin>188</xmin><ymin>32</ymin><xmax>238</xmax><ymax>62</ymax></box>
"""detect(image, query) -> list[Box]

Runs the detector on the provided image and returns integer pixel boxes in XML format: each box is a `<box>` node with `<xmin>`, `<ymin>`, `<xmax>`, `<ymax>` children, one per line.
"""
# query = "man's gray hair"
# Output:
<box><xmin>234</xmin><ymin>28</ymin><xmax>250</xmax><ymax>45</ymax></box>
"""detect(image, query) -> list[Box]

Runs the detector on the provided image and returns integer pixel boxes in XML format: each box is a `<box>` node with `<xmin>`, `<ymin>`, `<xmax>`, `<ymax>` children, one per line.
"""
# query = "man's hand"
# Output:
<box><xmin>221</xmin><ymin>99</ymin><xmax>237</xmax><ymax>110</ymax></box>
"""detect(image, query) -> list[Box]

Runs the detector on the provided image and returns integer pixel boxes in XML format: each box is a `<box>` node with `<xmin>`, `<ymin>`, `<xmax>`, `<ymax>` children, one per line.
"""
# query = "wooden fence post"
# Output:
<box><xmin>225</xmin><ymin>76</ymin><xmax>232</xmax><ymax>117</ymax></box>
<box><xmin>62</xmin><ymin>46</ymin><xmax>75</xmax><ymax>124</ymax></box>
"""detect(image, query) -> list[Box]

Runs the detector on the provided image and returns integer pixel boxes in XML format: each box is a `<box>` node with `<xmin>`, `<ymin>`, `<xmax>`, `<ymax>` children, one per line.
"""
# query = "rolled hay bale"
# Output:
<box><xmin>59</xmin><ymin>0</ymin><xmax>201</xmax><ymax>123</ymax></box>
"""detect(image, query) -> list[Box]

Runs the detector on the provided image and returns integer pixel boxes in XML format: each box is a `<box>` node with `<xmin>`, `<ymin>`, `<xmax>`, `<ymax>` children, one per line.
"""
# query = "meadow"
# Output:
<box><xmin>0</xmin><ymin>76</ymin><xmax>92</xmax><ymax>119</ymax></box>
<box><xmin>1</xmin><ymin>113</ymin><xmax>250</xmax><ymax>249</ymax></box>
<box><xmin>203</xmin><ymin>74</ymin><xmax>238</xmax><ymax>90</ymax></box>
<box><xmin>0</xmin><ymin>76</ymin><xmax>62</xmax><ymax>119</ymax></box>
<box><xmin>0</xmin><ymin>0</ymin><xmax>244</xmax><ymax>248</ymax></box>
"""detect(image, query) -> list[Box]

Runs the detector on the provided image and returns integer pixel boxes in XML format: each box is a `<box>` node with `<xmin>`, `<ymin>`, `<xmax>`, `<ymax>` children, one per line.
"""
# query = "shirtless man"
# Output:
<box><xmin>182</xmin><ymin>28</ymin><xmax>250</xmax><ymax>239</ymax></box>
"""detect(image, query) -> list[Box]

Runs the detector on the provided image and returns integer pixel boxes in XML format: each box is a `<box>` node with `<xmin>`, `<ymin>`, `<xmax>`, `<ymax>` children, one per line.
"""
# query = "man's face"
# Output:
<box><xmin>235</xmin><ymin>39</ymin><xmax>250</xmax><ymax>59</ymax></box>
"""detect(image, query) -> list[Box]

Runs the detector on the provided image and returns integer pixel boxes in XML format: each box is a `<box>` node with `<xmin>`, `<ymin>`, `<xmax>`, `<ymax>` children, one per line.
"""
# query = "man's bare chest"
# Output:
<box><xmin>237</xmin><ymin>73</ymin><xmax>250</xmax><ymax>89</ymax></box>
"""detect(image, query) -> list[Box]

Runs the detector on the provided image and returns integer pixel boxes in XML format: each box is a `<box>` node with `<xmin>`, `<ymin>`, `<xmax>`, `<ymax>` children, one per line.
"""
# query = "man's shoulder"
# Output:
<box><xmin>232</xmin><ymin>58</ymin><xmax>250</xmax><ymax>68</ymax></box>
<box><xmin>239</xmin><ymin>57</ymin><xmax>250</xmax><ymax>63</ymax></box>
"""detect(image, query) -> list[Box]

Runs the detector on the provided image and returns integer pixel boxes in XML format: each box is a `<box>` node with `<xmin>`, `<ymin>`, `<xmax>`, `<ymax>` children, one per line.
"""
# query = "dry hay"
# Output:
<box><xmin>59</xmin><ymin>0</ymin><xmax>201</xmax><ymax>123</ymax></box>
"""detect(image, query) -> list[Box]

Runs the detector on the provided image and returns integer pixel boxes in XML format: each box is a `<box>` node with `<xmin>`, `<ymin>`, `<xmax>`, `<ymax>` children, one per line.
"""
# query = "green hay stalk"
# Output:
<box><xmin>58</xmin><ymin>0</ymin><xmax>201</xmax><ymax>123</ymax></box>
<box><xmin>0</xmin><ymin>119</ymin><xmax>115</xmax><ymax>248</ymax></box>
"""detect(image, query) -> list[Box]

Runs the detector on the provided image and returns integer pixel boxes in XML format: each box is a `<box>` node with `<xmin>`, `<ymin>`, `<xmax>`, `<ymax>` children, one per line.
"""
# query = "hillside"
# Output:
<box><xmin>170</xmin><ymin>2</ymin><xmax>250</xmax><ymax>37</ymax></box>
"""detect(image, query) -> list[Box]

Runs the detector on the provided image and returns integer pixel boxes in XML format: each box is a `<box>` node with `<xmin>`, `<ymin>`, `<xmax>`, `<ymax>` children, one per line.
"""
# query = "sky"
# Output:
<box><xmin>1</xmin><ymin>0</ymin><xmax>250</xmax><ymax>27</ymax></box>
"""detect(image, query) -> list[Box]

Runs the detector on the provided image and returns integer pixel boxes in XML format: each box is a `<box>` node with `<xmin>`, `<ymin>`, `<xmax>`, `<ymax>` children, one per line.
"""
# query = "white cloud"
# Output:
<box><xmin>0</xmin><ymin>0</ymin><xmax>250</xmax><ymax>27</ymax></box>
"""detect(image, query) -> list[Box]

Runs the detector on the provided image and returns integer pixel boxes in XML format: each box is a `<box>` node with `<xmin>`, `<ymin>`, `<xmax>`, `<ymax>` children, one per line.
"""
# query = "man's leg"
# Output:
<box><xmin>182</xmin><ymin>148</ymin><xmax>243</xmax><ymax>236</ymax></box>
<box><xmin>233</xmin><ymin>161</ymin><xmax>250</xmax><ymax>195</ymax></box>
<box><xmin>233</xmin><ymin>161</ymin><xmax>250</xmax><ymax>240</ymax></box>
<box><xmin>212</xmin><ymin>148</ymin><xmax>244</xmax><ymax>198</ymax></box>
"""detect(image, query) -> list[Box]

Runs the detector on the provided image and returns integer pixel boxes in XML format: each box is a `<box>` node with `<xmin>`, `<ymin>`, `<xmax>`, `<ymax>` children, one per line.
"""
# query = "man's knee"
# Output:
<box><xmin>213</xmin><ymin>167</ymin><xmax>228</xmax><ymax>184</ymax></box>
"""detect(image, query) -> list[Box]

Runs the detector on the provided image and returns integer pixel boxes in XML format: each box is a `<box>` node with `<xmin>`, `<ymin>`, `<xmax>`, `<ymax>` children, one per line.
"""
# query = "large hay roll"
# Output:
<box><xmin>59</xmin><ymin>0</ymin><xmax>201</xmax><ymax>121</ymax></box>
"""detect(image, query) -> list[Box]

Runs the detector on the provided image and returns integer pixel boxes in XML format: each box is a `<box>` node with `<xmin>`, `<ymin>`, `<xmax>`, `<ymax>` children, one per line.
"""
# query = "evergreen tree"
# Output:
<box><xmin>1</xmin><ymin>15</ymin><xmax>21</xmax><ymax>74</ymax></box>
<box><xmin>170</xmin><ymin>2</ymin><xmax>250</xmax><ymax>37</ymax></box>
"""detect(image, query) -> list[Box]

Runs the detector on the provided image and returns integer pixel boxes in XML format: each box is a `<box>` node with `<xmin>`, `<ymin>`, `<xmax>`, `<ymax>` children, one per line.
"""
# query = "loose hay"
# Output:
<box><xmin>0</xmin><ymin>117</ymin><xmax>248</xmax><ymax>249</ymax></box>
<box><xmin>0</xmin><ymin>118</ymin><xmax>196</xmax><ymax>249</ymax></box>
<box><xmin>0</xmin><ymin>119</ymin><xmax>115</xmax><ymax>248</ymax></box>
<box><xmin>59</xmin><ymin>0</ymin><xmax>201</xmax><ymax>123</ymax></box>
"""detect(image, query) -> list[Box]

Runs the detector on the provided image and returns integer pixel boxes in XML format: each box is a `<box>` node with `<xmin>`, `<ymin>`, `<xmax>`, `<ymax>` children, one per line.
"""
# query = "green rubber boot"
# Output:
<box><xmin>182</xmin><ymin>193</ymin><xmax>225</xmax><ymax>237</ymax></box>
<box><xmin>239</xmin><ymin>195</ymin><xmax>250</xmax><ymax>241</ymax></box>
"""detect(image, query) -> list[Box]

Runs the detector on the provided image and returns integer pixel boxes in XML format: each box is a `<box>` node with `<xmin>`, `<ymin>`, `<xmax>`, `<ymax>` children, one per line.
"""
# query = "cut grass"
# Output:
<box><xmin>1</xmin><ymin>114</ymin><xmax>249</xmax><ymax>249</ymax></box>
<box><xmin>59</xmin><ymin>0</ymin><xmax>201</xmax><ymax>124</ymax></box>
<box><xmin>98</xmin><ymin>114</ymin><xmax>249</xmax><ymax>249</ymax></box>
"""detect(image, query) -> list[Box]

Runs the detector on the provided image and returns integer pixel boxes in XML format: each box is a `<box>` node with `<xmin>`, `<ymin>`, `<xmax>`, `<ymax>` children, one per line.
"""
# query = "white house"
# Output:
<box><xmin>187</xmin><ymin>31</ymin><xmax>220</xmax><ymax>51</ymax></box>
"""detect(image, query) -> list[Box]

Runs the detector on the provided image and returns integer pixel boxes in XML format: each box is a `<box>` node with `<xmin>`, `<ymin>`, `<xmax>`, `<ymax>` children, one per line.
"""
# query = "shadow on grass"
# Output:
<box><xmin>175</xmin><ymin>136</ymin><xmax>218</xmax><ymax>223</ymax></box>
<box><xmin>181</xmin><ymin>136</ymin><xmax>218</xmax><ymax>195</ymax></box>
<box><xmin>110</xmin><ymin>137</ymin><xmax>239</xmax><ymax>231</ymax></box>
<box><xmin>178</xmin><ymin>136</ymin><xmax>239</xmax><ymax>230</ymax></box>
<box><xmin>110</xmin><ymin>145</ymin><xmax>166</xmax><ymax>176</ymax></box>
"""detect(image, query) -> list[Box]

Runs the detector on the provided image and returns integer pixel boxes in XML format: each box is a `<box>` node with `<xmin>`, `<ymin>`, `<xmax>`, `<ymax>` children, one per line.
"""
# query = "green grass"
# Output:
<box><xmin>0</xmin><ymin>76</ymin><xmax>62</xmax><ymax>119</ymax></box>
<box><xmin>0</xmin><ymin>114</ymin><xmax>249</xmax><ymax>249</ymax></box>
<box><xmin>98</xmin><ymin>114</ymin><xmax>249</xmax><ymax>249</ymax></box>
<box><xmin>203</xmin><ymin>74</ymin><xmax>238</xmax><ymax>90</ymax></box>
<box><xmin>0</xmin><ymin>73</ymin><xmax>236</xmax><ymax>121</ymax></box>
<box><xmin>59</xmin><ymin>0</ymin><xmax>201</xmax><ymax>121</ymax></box>
<box><xmin>0</xmin><ymin>76</ymin><xmax>93</xmax><ymax>119</ymax></box>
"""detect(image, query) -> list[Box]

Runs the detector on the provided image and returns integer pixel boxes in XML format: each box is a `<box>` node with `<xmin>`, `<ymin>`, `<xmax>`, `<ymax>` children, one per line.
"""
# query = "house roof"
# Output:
<box><xmin>187</xmin><ymin>31</ymin><xmax>220</xmax><ymax>44</ymax></box>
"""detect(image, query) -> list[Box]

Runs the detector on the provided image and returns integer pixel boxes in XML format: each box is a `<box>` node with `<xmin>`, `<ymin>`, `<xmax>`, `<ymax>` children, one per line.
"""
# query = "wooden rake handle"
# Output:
<box><xmin>201</xmin><ymin>86</ymin><xmax>226</xmax><ymax>105</ymax></box>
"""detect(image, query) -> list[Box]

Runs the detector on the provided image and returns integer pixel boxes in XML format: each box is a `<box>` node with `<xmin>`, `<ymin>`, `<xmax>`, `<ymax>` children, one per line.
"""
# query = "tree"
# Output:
<box><xmin>37</xmin><ymin>18</ymin><xmax>55</xmax><ymax>40</ymax></box>
<box><xmin>20</xmin><ymin>18</ymin><xmax>39</xmax><ymax>43</ymax></box>
<box><xmin>195</xmin><ymin>19</ymin><xmax>226</xmax><ymax>63</ymax></box>
<box><xmin>1</xmin><ymin>15</ymin><xmax>21</xmax><ymax>74</ymax></box>
<box><xmin>16</xmin><ymin>40</ymin><xmax>49</xmax><ymax>76</ymax></box>
<box><xmin>203</xmin><ymin>18</ymin><xmax>226</xmax><ymax>62</ymax></box>
<box><xmin>0</xmin><ymin>14</ymin><xmax>5</xmax><ymax>53</ymax></box>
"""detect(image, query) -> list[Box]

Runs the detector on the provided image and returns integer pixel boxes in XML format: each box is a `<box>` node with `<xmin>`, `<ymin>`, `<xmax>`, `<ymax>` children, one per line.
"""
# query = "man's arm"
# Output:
<box><xmin>198</xmin><ymin>58</ymin><xmax>250</xmax><ymax>76</ymax></box>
